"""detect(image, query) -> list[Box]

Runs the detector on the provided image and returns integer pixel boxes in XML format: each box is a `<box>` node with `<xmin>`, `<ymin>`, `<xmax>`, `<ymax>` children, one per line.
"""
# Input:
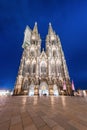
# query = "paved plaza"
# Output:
<box><xmin>0</xmin><ymin>96</ymin><xmax>87</xmax><ymax>130</ymax></box>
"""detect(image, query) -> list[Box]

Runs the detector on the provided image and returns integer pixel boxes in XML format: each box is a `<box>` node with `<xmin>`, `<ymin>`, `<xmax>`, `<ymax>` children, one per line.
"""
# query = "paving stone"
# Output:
<box><xmin>38</xmin><ymin>125</ymin><xmax>51</xmax><ymax>130</ymax></box>
<box><xmin>52</xmin><ymin>125</ymin><xmax>65</xmax><ymax>130</ymax></box>
<box><xmin>22</xmin><ymin>116</ymin><xmax>33</xmax><ymax>127</ymax></box>
<box><xmin>32</xmin><ymin>116</ymin><xmax>46</xmax><ymax>128</ymax></box>
<box><xmin>21</xmin><ymin>112</ymin><xmax>29</xmax><ymax>118</ymax></box>
<box><xmin>11</xmin><ymin>115</ymin><xmax>21</xmax><ymax>125</ymax></box>
<box><xmin>0</xmin><ymin>96</ymin><xmax>87</xmax><ymax>130</ymax></box>
<box><xmin>69</xmin><ymin>120</ymin><xmax>87</xmax><ymax>130</ymax></box>
<box><xmin>24</xmin><ymin>124</ymin><xmax>37</xmax><ymax>130</ymax></box>
<box><xmin>0</xmin><ymin>121</ymin><xmax>10</xmax><ymax>130</ymax></box>
<box><xmin>41</xmin><ymin>116</ymin><xmax>57</xmax><ymax>128</ymax></box>
<box><xmin>10</xmin><ymin>123</ymin><xmax>23</xmax><ymax>130</ymax></box>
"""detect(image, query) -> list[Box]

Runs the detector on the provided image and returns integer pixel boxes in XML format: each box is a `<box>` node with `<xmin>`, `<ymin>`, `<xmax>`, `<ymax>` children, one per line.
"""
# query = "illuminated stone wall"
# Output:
<box><xmin>13</xmin><ymin>23</ymin><xmax>71</xmax><ymax>96</ymax></box>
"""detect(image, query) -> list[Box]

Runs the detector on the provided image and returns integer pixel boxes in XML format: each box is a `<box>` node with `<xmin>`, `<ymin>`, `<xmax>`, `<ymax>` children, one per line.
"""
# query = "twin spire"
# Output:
<box><xmin>32</xmin><ymin>22</ymin><xmax>54</xmax><ymax>35</ymax></box>
<box><xmin>32</xmin><ymin>22</ymin><xmax>38</xmax><ymax>34</ymax></box>
<box><xmin>23</xmin><ymin>22</ymin><xmax>56</xmax><ymax>48</ymax></box>
<box><xmin>48</xmin><ymin>22</ymin><xmax>54</xmax><ymax>35</ymax></box>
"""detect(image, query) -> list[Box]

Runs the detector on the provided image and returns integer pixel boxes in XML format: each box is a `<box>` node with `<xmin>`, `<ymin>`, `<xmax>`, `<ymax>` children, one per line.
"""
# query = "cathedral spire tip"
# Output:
<box><xmin>49</xmin><ymin>22</ymin><xmax>51</xmax><ymax>26</ymax></box>
<box><xmin>42</xmin><ymin>48</ymin><xmax>44</xmax><ymax>51</ymax></box>
<box><xmin>33</xmin><ymin>22</ymin><xmax>38</xmax><ymax>34</ymax></box>
<box><xmin>35</xmin><ymin>22</ymin><xmax>37</xmax><ymax>25</ymax></box>
<box><xmin>48</xmin><ymin>22</ymin><xmax>54</xmax><ymax>35</ymax></box>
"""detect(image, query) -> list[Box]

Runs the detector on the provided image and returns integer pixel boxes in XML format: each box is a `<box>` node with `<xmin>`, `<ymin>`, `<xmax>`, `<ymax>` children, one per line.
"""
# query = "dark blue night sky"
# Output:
<box><xmin>0</xmin><ymin>0</ymin><xmax>87</xmax><ymax>90</ymax></box>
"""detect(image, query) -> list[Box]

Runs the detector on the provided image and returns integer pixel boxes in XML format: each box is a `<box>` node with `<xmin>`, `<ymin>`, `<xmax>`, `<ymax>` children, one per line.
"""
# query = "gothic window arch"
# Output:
<box><xmin>48</xmin><ymin>48</ymin><xmax>51</xmax><ymax>57</ymax></box>
<box><xmin>56</xmin><ymin>60</ymin><xmax>62</xmax><ymax>76</ymax></box>
<box><xmin>23</xmin><ymin>65</ymin><xmax>28</xmax><ymax>73</ymax></box>
<box><xmin>31</xmin><ymin>50</ymin><xmax>35</xmax><ymax>57</ymax></box>
<box><xmin>32</xmin><ymin>60</ymin><xmax>36</xmax><ymax>74</ymax></box>
<box><xmin>33</xmin><ymin>63</ymin><xmax>36</xmax><ymax>73</ymax></box>
<box><xmin>30</xmin><ymin>47</ymin><xmax>35</xmax><ymax>57</ymax></box>
<box><xmin>51</xmin><ymin>60</ymin><xmax>55</xmax><ymax>74</ymax></box>
<box><xmin>58</xmin><ymin>65</ymin><xmax>61</xmax><ymax>73</ymax></box>
<box><xmin>28</xmin><ymin>63</ymin><xmax>31</xmax><ymax>74</ymax></box>
<box><xmin>22</xmin><ymin>79</ymin><xmax>28</xmax><ymax>90</ymax></box>
<box><xmin>24</xmin><ymin>60</ymin><xmax>31</xmax><ymax>74</ymax></box>
<box><xmin>53</xmin><ymin>49</ymin><xmax>56</xmax><ymax>57</ymax></box>
<box><xmin>40</xmin><ymin>61</ymin><xmax>47</xmax><ymax>74</ymax></box>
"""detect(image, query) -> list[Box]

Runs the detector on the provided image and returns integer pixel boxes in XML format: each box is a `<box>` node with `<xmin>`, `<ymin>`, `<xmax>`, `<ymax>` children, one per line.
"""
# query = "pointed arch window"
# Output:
<box><xmin>53</xmin><ymin>50</ymin><xmax>56</xmax><ymax>57</ymax></box>
<box><xmin>56</xmin><ymin>60</ymin><xmax>62</xmax><ymax>76</ymax></box>
<box><xmin>41</xmin><ymin>61</ymin><xmax>47</xmax><ymax>74</ymax></box>
<box><xmin>30</xmin><ymin>47</ymin><xmax>35</xmax><ymax>57</ymax></box>
<box><xmin>33</xmin><ymin>63</ymin><xmax>36</xmax><ymax>73</ymax></box>
<box><xmin>51</xmin><ymin>60</ymin><xmax>55</xmax><ymax>74</ymax></box>
<box><xmin>31</xmin><ymin>50</ymin><xmax>35</xmax><ymax>57</ymax></box>
<box><xmin>28</xmin><ymin>64</ymin><xmax>31</xmax><ymax>74</ymax></box>
<box><xmin>23</xmin><ymin>79</ymin><xmax>28</xmax><ymax>90</ymax></box>
<box><xmin>24</xmin><ymin>60</ymin><xmax>31</xmax><ymax>74</ymax></box>
<box><xmin>32</xmin><ymin>62</ymin><xmax>36</xmax><ymax>74</ymax></box>
<box><xmin>52</xmin><ymin>40</ymin><xmax>56</xmax><ymax>45</ymax></box>
<box><xmin>57</xmin><ymin>65</ymin><xmax>61</xmax><ymax>74</ymax></box>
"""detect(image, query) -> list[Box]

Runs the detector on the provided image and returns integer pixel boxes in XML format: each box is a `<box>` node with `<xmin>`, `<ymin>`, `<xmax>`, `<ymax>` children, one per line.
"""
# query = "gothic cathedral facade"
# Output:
<box><xmin>13</xmin><ymin>23</ymin><xmax>71</xmax><ymax>96</ymax></box>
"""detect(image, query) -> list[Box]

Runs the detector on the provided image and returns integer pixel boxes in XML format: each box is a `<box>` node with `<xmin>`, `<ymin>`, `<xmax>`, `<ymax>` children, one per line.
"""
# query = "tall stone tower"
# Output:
<box><xmin>13</xmin><ymin>23</ymin><xmax>71</xmax><ymax>96</ymax></box>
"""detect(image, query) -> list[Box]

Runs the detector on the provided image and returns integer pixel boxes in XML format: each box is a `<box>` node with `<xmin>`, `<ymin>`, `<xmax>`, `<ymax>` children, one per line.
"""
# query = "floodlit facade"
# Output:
<box><xmin>13</xmin><ymin>23</ymin><xmax>71</xmax><ymax>96</ymax></box>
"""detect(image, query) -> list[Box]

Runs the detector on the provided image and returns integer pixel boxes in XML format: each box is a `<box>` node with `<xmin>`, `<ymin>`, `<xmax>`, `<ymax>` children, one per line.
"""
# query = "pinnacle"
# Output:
<box><xmin>48</xmin><ymin>22</ymin><xmax>54</xmax><ymax>35</ymax></box>
<box><xmin>32</xmin><ymin>22</ymin><xmax>38</xmax><ymax>34</ymax></box>
<box><xmin>35</xmin><ymin>22</ymin><xmax>37</xmax><ymax>25</ymax></box>
<box><xmin>42</xmin><ymin>48</ymin><xmax>44</xmax><ymax>51</ymax></box>
<box><xmin>25</xmin><ymin>25</ymin><xmax>31</xmax><ymax>34</ymax></box>
<box><xmin>49</xmin><ymin>22</ymin><xmax>51</xmax><ymax>26</ymax></box>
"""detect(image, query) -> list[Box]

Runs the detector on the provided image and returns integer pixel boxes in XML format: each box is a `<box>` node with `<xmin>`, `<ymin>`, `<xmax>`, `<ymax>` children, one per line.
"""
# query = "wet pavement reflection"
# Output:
<box><xmin>0</xmin><ymin>96</ymin><xmax>87</xmax><ymax>130</ymax></box>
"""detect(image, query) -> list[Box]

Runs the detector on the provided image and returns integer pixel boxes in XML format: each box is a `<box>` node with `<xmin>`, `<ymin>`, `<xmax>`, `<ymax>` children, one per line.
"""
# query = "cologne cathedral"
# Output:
<box><xmin>13</xmin><ymin>23</ymin><xmax>71</xmax><ymax>96</ymax></box>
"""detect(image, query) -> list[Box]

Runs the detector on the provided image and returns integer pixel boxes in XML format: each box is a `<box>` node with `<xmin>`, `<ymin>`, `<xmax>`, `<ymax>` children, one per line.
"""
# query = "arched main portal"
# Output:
<box><xmin>39</xmin><ymin>81</ymin><xmax>49</xmax><ymax>96</ymax></box>
<box><xmin>28</xmin><ymin>83</ymin><xmax>35</xmax><ymax>96</ymax></box>
<box><xmin>53</xmin><ymin>84</ymin><xmax>59</xmax><ymax>96</ymax></box>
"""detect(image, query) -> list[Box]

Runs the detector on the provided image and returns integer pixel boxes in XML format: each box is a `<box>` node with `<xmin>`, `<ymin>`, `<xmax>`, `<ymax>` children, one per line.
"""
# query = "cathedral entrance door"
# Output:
<box><xmin>28</xmin><ymin>84</ymin><xmax>34</xmax><ymax>96</ymax></box>
<box><xmin>53</xmin><ymin>84</ymin><xmax>59</xmax><ymax>96</ymax></box>
<box><xmin>39</xmin><ymin>82</ymin><xmax>49</xmax><ymax>96</ymax></box>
